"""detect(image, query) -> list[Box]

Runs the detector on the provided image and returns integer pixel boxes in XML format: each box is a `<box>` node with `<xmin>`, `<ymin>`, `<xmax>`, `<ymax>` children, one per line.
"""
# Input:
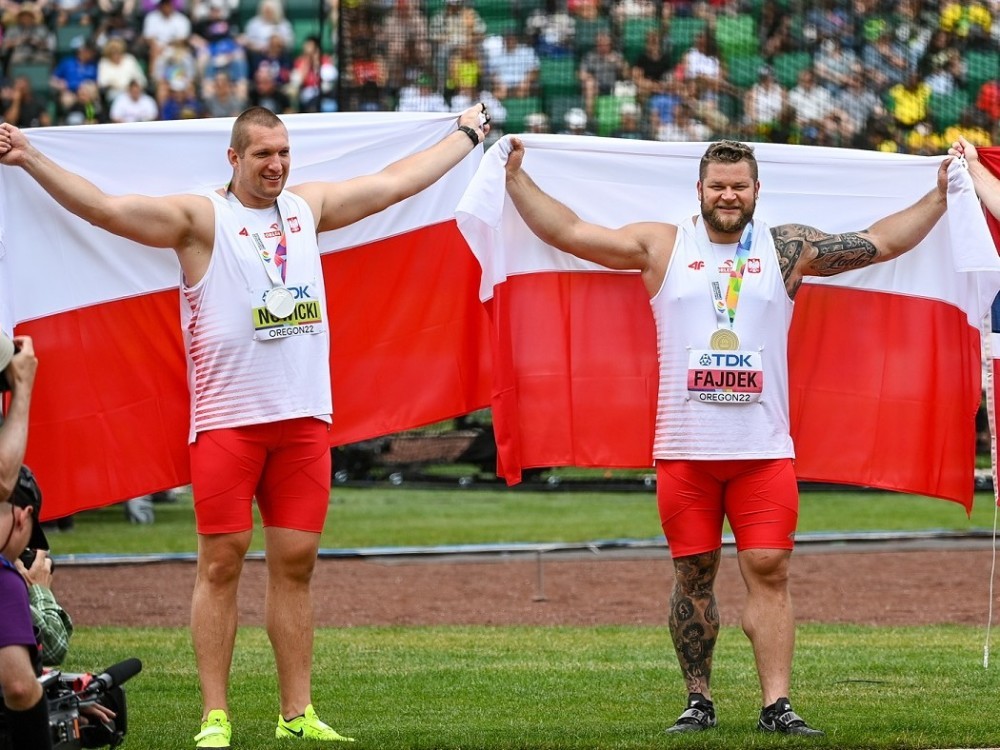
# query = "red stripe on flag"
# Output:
<box><xmin>487</xmin><ymin>271</ymin><xmax>978</xmax><ymax>509</ymax></box>
<box><xmin>789</xmin><ymin>284</ymin><xmax>979</xmax><ymax>509</ymax></box>
<box><xmin>17</xmin><ymin>221</ymin><xmax>491</xmax><ymax>519</ymax></box>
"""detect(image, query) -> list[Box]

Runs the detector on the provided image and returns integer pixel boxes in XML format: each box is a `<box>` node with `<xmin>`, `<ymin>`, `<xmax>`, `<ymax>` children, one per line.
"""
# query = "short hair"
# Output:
<box><xmin>230</xmin><ymin>106</ymin><xmax>285</xmax><ymax>155</ymax></box>
<box><xmin>699</xmin><ymin>140</ymin><xmax>758</xmax><ymax>181</ymax></box>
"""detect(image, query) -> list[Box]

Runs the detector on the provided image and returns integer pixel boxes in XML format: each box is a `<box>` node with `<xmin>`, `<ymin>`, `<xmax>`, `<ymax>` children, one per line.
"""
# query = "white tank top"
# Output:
<box><xmin>181</xmin><ymin>190</ymin><xmax>332</xmax><ymax>441</ymax></box>
<box><xmin>651</xmin><ymin>216</ymin><xmax>795</xmax><ymax>460</ymax></box>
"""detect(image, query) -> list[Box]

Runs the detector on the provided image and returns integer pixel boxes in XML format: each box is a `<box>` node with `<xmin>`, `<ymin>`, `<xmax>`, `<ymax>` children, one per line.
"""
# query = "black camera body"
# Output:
<box><xmin>18</xmin><ymin>547</ymin><xmax>47</xmax><ymax>571</ymax></box>
<box><xmin>0</xmin><ymin>659</ymin><xmax>140</xmax><ymax>750</ymax></box>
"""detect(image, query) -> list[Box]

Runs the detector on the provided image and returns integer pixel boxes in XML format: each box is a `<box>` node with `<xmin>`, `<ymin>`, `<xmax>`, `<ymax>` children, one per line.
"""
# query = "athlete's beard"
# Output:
<box><xmin>701</xmin><ymin>198</ymin><xmax>755</xmax><ymax>235</ymax></box>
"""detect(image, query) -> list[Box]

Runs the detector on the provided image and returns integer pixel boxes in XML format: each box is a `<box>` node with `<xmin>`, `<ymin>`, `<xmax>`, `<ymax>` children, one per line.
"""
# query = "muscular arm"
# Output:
<box><xmin>775</xmin><ymin>158</ymin><xmax>950</xmax><ymax>297</ymax></box>
<box><xmin>504</xmin><ymin>137</ymin><xmax>671</xmax><ymax>295</ymax></box>
<box><xmin>0</xmin><ymin>124</ymin><xmax>215</xmax><ymax>281</ymax></box>
<box><xmin>294</xmin><ymin>105</ymin><xmax>489</xmax><ymax>233</ymax></box>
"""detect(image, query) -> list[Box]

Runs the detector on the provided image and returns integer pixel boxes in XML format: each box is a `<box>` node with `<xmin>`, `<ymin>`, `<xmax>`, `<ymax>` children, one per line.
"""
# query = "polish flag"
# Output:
<box><xmin>974</xmin><ymin>147</ymin><xmax>1000</xmax><ymax>506</ymax></box>
<box><xmin>0</xmin><ymin>113</ymin><xmax>492</xmax><ymax>518</ymax></box>
<box><xmin>457</xmin><ymin>136</ymin><xmax>1000</xmax><ymax>512</ymax></box>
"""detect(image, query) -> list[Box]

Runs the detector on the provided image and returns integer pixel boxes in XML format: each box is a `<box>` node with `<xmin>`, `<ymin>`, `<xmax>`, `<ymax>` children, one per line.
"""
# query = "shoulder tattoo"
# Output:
<box><xmin>772</xmin><ymin>224</ymin><xmax>877</xmax><ymax>283</ymax></box>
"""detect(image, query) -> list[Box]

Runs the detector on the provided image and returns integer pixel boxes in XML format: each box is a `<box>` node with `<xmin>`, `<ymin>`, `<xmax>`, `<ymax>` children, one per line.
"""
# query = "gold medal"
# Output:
<box><xmin>710</xmin><ymin>329</ymin><xmax>740</xmax><ymax>351</ymax></box>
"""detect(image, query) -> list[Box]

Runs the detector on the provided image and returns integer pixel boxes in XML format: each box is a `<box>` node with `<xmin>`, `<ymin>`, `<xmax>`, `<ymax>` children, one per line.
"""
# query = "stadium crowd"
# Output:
<box><xmin>0</xmin><ymin>0</ymin><xmax>997</xmax><ymax>150</ymax></box>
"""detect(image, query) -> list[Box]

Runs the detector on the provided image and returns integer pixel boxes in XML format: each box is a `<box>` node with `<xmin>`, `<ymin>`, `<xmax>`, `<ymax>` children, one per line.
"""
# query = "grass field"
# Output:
<box><xmin>42</xmin><ymin>486</ymin><xmax>1000</xmax><ymax>749</ymax></box>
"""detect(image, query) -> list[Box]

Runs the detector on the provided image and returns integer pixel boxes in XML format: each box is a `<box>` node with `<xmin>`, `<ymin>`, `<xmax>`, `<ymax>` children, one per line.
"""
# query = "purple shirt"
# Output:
<box><xmin>0</xmin><ymin>561</ymin><xmax>35</xmax><ymax>649</ymax></box>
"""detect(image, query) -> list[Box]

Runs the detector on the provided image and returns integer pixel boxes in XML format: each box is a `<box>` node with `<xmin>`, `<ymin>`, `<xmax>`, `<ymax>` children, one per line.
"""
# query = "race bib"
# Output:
<box><xmin>250</xmin><ymin>283</ymin><xmax>326</xmax><ymax>341</ymax></box>
<box><xmin>687</xmin><ymin>349</ymin><xmax>764</xmax><ymax>404</ymax></box>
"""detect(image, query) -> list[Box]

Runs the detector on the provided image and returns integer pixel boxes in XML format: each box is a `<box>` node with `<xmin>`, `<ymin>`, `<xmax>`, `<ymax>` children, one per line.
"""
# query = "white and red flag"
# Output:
<box><xmin>457</xmin><ymin>136</ymin><xmax>1000</xmax><ymax>512</ymax></box>
<box><xmin>0</xmin><ymin>113</ymin><xmax>492</xmax><ymax>518</ymax></box>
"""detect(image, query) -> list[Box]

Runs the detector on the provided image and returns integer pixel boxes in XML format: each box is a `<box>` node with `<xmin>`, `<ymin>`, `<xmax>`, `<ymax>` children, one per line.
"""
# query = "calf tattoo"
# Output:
<box><xmin>669</xmin><ymin>551</ymin><xmax>721</xmax><ymax>692</ymax></box>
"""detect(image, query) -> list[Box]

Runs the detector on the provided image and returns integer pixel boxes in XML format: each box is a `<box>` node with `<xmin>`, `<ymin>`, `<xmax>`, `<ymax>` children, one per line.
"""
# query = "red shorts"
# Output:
<box><xmin>189</xmin><ymin>417</ymin><xmax>332</xmax><ymax>535</ymax></box>
<box><xmin>656</xmin><ymin>458</ymin><xmax>798</xmax><ymax>558</ymax></box>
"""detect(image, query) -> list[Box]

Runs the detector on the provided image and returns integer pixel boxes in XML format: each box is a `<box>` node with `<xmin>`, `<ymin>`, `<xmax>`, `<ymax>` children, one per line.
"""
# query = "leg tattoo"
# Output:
<box><xmin>669</xmin><ymin>550</ymin><xmax>721</xmax><ymax>695</ymax></box>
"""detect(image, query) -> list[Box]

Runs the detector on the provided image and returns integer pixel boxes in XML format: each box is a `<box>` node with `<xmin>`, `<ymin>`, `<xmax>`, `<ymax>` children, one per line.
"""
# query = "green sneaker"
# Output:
<box><xmin>276</xmin><ymin>704</ymin><xmax>355</xmax><ymax>742</ymax></box>
<box><xmin>194</xmin><ymin>709</ymin><xmax>232</xmax><ymax>749</ymax></box>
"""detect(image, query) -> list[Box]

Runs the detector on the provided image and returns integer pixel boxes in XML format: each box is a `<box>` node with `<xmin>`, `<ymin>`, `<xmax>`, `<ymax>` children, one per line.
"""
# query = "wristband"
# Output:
<box><xmin>458</xmin><ymin>125</ymin><xmax>480</xmax><ymax>147</ymax></box>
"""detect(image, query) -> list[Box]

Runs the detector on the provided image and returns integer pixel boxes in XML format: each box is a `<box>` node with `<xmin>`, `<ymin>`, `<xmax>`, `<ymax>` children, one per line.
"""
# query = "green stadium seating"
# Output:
<box><xmin>502</xmin><ymin>96</ymin><xmax>542</xmax><ymax>133</ymax></box>
<box><xmin>621</xmin><ymin>17</ymin><xmax>659</xmax><ymax>64</ymax></box>
<box><xmin>965</xmin><ymin>50</ymin><xmax>1000</xmax><ymax>96</ymax></box>
<box><xmin>545</xmin><ymin>93</ymin><xmax>585</xmax><ymax>130</ymax></box>
<box><xmin>56</xmin><ymin>23</ymin><xmax>91</xmax><ymax>55</ymax></box>
<box><xmin>595</xmin><ymin>94</ymin><xmax>630</xmax><ymax>136</ymax></box>
<box><xmin>771</xmin><ymin>50</ymin><xmax>812</xmax><ymax>88</ymax></box>
<box><xmin>715</xmin><ymin>14</ymin><xmax>757</xmax><ymax>60</ymax></box>
<box><xmin>285</xmin><ymin>0</ymin><xmax>323</xmax><ymax>21</ymax></box>
<box><xmin>292</xmin><ymin>18</ymin><xmax>321</xmax><ymax>54</ymax></box>
<box><xmin>574</xmin><ymin>17</ymin><xmax>611</xmax><ymax>60</ymax></box>
<box><xmin>539</xmin><ymin>57</ymin><xmax>579</xmax><ymax>95</ymax></box>
<box><xmin>7</xmin><ymin>62</ymin><xmax>51</xmax><ymax>97</ymax></box>
<box><xmin>666</xmin><ymin>16</ymin><xmax>706</xmax><ymax>63</ymax></box>
<box><xmin>727</xmin><ymin>53</ymin><xmax>764</xmax><ymax>89</ymax></box>
<box><xmin>929</xmin><ymin>89</ymin><xmax>970</xmax><ymax>130</ymax></box>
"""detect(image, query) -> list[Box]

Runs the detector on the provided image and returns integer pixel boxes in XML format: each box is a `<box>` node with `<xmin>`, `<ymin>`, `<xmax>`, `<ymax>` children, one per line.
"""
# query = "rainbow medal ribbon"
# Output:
<box><xmin>709</xmin><ymin>221</ymin><xmax>753</xmax><ymax>350</ymax></box>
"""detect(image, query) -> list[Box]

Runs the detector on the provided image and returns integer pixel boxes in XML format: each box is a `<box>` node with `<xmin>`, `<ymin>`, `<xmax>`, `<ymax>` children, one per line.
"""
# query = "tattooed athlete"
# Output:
<box><xmin>504</xmin><ymin>138</ymin><xmax>951</xmax><ymax>737</ymax></box>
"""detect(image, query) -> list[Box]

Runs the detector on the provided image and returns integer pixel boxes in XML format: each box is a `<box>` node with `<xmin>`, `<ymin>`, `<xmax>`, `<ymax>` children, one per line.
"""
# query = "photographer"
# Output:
<box><xmin>0</xmin><ymin>331</ymin><xmax>50</xmax><ymax>750</ymax></box>
<box><xmin>17</xmin><ymin>546</ymin><xmax>73</xmax><ymax>668</ymax></box>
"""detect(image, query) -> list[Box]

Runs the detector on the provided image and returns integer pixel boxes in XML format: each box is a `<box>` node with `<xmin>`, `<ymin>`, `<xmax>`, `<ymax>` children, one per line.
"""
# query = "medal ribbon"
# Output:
<box><xmin>724</xmin><ymin>221</ymin><xmax>754</xmax><ymax>327</ymax></box>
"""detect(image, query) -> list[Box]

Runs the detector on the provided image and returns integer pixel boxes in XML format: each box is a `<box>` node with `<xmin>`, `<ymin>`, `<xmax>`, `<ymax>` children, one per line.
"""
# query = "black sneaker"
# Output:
<box><xmin>665</xmin><ymin>693</ymin><xmax>717</xmax><ymax>734</ymax></box>
<box><xmin>758</xmin><ymin>697</ymin><xmax>824</xmax><ymax>736</ymax></box>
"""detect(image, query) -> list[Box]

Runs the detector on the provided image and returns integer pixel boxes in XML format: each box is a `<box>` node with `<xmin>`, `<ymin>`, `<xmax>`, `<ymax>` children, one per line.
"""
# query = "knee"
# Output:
<box><xmin>744</xmin><ymin>550</ymin><xmax>791</xmax><ymax>588</ymax></box>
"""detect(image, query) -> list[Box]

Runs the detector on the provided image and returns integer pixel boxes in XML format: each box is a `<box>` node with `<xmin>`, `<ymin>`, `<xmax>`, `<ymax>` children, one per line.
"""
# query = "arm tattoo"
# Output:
<box><xmin>772</xmin><ymin>224</ymin><xmax>878</xmax><ymax>296</ymax></box>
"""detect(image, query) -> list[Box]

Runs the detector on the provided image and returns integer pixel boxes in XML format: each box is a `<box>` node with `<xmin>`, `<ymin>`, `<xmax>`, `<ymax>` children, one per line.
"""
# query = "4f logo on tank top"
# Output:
<box><xmin>239</xmin><ymin>228</ymin><xmax>249</xmax><ymax>236</ymax></box>
<box><xmin>688</xmin><ymin>261</ymin><xmax>705</xmax><ymax>271</ymax></box>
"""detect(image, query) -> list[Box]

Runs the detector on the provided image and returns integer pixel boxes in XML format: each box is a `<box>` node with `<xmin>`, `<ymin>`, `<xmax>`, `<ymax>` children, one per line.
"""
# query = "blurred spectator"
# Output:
<box><xmin>918</xmin><ymin>28</ymin><xmax>958</xmax><ymax>76</ymax></box>
<box><xmin>938</xmin><ymin>0</ymin><xmax>992</xmax><ymax>48</ymax></box>
<box><xmin>93</xmin><ymin>0</ymin><xmax>142</xmax><ymax>52</ymax></box>
<box><xmin>53</xmin><ymin>0</ymin><xmax>97</xmax><ymax>27</ymax></box>
<box><xmin>159</xmin><ymin>74</ymin><xmax>203</xmax><ymax>118</ymax></box>
<box><xmin>109</xmin><ymin>76</ymin><xmax>157</xmax><ymax>120</ymax></box>
<box><xmin>525</xmin><ymin>0</ymin><xmax>575</xmax><ymax>58</ymax></box>
<box><xmin>141</xmin><ymin>0</ymin><xmax>192</xmax><ymax>72</ymax></box>
<box><xmin>612</xmin><ymin>99</ymin><xmax>646</xmax><ymax>139</ymax></box>
<box><xmin>923</xmin><ymin>50</ymin><xmax>965</xmax><ymax>95</ymax></box>
<box><xmin>524</xmin><ymin>110</ymin><xmax>550</xmax><ymax>133</ymax></box>
<box><xmin>833</xmin><ymin>71</ymin><xmax>883</xmax><ymax>142</ymax></box>
<box><xmin>804</xmin><ymin>0</ymin><xmax>852</xmax><ymax>44</ymax></box>
<box><xmin>347</xmin><ymin>37</ymin><xmax>387</xmax><ymax>111</ymax></box>
<box><xmin>446</xmin><ymin>41</ymin><xmax>482</xmax><ymax>97</ymax></box>
<box><xmin>59</xmin><ymin>78</ymin><xmax>107</xmax><ymax>123</ymax></box>
<box><xmin>886</xmin><ymin>69</ymin><xmax>931</xmax><ymax>130</ymax></box>
<box><xmin>762</xmin><ymin>14</ymin><xmax>803</xmax><ymax>57</ymax></box>
<box><xmin>488</xmin><ymin>30</ymin><xmax>538</xmax><ymax>100</ymax></box>
<box><xmin>861</xmin><ymin>29</ymin><xmax>910</xmax><ymax>90</ymax></box>
<box><xmin>151</xmin><ymin>38</ymin><xmax>197</xmax><ymax>105</ymax></box>
<box><xmin>631</xmin><ymin>29</ymin><xmax>671</xmax><ymax>101</ymax></box>
<box><xmin>579</xmin><ymin>31</ymin><xmax>629</xmax><ymax>116</ymax></box>
<box><xmin>203</xmin><ymin>69</ymin><xmax>246</xmax><ymax>116</ymax></box>
<box><xmin>97</xmin><ymin>37</ymin><xmax>147</xmax><ymax>102</ymax></box>
<box><xmin>1</xmin><ymin>75</ymin><xmax>52</xmax><ymax>127</ymax></box>
<box><xmin>248</xmin><ymin>62</ymin><xmax>291</xmax><ymax>113</ymax></box>
<box><xmin>190</xmin><ymin>0</ymin><xmax>248</xmax><ymax>88</ymax></box>
<box><xmin>679</xmin><ymin>31</ymin><xmax>721</xmax><ymax>86</ymax></box>
<box><xmin>743</xmin><ymin>64</ymin><xmax>786</xmax><ymax>138</ymax></box>
<box><xmin>239</xmin><ymin>0</ymin><xmax>293</xmax><ymax>70</ymax></box>
<box><xmin>289</xmin><ymin>35</ymin><xmax>336</xmax><ymax>113</ymax></box>
<box><xmin>813</xmin><ymin>36</ymin><xmax>860</xmax><ymax>92</ymax></box>
<box><xmin>976</xmin><ymin>77</ymin><xmax>1000</xmax><ymax>121</ymax></box>
<box><xmin>50</xmin><ymin>41</ymin><xmax>99</xmax><ymax>99</ymax></box>
<box><xmin>648</xmin><ymin>76</ymin><xmax>684</xmax><ymax>134</ymax></box>
<box><xmin>891</xmin><ymin>0</ymin><xmax>935</xmax><ymax>67</ymax></box>
<box><xmin>560</xmin><ymin>106</ymin><xmax>594</xmax><ymax>135</ymax></box>
<box><xmin>787</xmin><ymin>67</ymin><xmax>835</xmax><ymax>140</ymax></box>
<box><xmin>382</xmin><ymin>0</ymin><xmax>429</xmax><ymax>92</ymax></box>
<box><xmin>655</xmin><ymin>102</ymin><xmax>711</xmax><ymax>141</ymax></box>
<box><xmin>2</xmin><ymin>4</ymin><xmax>56</xmax><ymax>70</ymax></box>
<box><xmin>255</xmin><ymin>33</ymin><xmax>293</xmax><ymax>87</ymax></box>
<box><xmin>429</xmin><ymin>0</ymin><xmax>485</xmax><ymax>85</ymax></box>
<box><xmin>611</xmin><ymin>0</ymin><xmax>657</xmax><ymax>23</ymax></box>
<box><xmin>396</xmin><ymin>73</ymin><xmax>449</xmax><ymax>112</ymax></box>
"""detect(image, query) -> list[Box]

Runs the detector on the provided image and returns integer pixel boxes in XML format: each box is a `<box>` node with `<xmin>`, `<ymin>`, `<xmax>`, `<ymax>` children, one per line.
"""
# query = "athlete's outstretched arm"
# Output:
<box><xmin>295</xmin><ymin>105</ymin><xmax>489</xmax><ymax>233</ymax></box>
<box><xmin>504</xmin><ymin>137</ymin><xmax>668</xmax><ymax>285</ymax></box>
<box><xmin>0</xmin><ymin>123</ymin><xmax>209</xmax><ymax>253</ymax></box>
<box><xmin>774</xmin><ymin>157</ymin><xmax>950</xmax><ymax>297</ymax></box>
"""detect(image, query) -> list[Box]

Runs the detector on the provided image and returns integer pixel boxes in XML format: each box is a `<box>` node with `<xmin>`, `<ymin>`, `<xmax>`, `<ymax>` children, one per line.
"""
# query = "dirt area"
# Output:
<box><xmin>55</xmin><ymin>542</ymin><xmax>997</xmax><ymax>628</ymax></box>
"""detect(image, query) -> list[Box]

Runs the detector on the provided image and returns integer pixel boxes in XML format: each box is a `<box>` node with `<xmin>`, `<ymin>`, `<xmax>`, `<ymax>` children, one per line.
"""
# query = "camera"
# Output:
<box><xmin>19</xmin><ymin>547</ymin><xmax>50</xmax><ymax>571</ymax></box>
<box><xmin>0</xmin><ymin>339</ymin><xmax>18</xmax><ymax>393</ymax></box>
<box><xmin>0</xmin><ymin>659</ymin><xmax>140</xmax><ymax>750</ymax></box>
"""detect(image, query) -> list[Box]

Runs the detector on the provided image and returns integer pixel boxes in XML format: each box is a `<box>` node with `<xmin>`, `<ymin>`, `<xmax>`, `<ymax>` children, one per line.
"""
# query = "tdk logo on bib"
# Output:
<box><xmin>699</xmin><ymin>352</ymin><xmax>754</xmax><ymax>368</ymax></box>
